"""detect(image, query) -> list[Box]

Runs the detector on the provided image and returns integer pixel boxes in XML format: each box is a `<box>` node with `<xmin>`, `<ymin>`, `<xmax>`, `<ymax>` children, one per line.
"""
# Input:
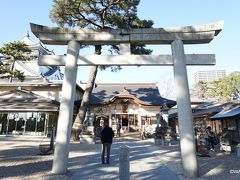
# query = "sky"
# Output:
<box><xmin>1</xmin><ymin>0</ymin><xmax>240</xmax><ymax>94</ymax></box>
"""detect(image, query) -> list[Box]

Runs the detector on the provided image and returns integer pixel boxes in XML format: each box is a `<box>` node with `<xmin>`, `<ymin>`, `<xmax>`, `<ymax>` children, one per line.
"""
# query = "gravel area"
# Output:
<box><xmin>0</xmin><ymin>135</ymin><xmax>100</xmax><ymax>180</ymax></box>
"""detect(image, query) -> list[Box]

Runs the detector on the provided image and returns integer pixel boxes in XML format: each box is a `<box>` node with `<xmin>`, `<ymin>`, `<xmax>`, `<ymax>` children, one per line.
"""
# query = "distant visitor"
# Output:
<box><xmin>100</xmin><ymin>123</ymin><xmax>115</xmax><ymax>164</ymax></box>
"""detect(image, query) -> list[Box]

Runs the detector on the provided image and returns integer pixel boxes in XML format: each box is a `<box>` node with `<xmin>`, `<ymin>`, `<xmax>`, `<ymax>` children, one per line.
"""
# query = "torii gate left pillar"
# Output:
<box><xmin>31</xmin><ymin>21</ymin><xmax>223</xmax><ymax>178</ymax></box>
<box><xmin>52</xmin><ymin>41</ymin><xmax>80</xmax><ymax>173</ymax></box>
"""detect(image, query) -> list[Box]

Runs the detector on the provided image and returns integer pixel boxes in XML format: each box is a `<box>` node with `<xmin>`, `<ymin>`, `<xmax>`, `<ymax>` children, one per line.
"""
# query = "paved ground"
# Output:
<box><xmin>1</xmin><ymin>134</ymin><xmax>240</xmax><ymax>180</ymax></box>
<box><xmin>71</xmin><ymin>137</ymin><xmax>179</xmax><ymax>180</ymax></box>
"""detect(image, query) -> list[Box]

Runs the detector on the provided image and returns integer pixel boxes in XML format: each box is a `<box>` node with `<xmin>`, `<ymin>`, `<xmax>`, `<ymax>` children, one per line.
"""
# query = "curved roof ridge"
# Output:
<box><xmin>20</xmin><ymin>32</ymin><xmax>38</xmax><ymax>46</ymax></box>
<box><xmin>20</xmin><ymin>32</ymin><xmax>54</xmax><ymax>55</ymax></box>
<box><xmin>15</xmin><ymin>60</ymin><xmax>41</xmax><ymax>76</ymax></box>
<box><xmin>109</xmin><ymin>94</ymin><xmax>151</xmax><ymax>106</ymax></box>
<box><xmin>42</xmin><ymin>67</ymin><xmax>59</xmax><ymax>77</ymax></box>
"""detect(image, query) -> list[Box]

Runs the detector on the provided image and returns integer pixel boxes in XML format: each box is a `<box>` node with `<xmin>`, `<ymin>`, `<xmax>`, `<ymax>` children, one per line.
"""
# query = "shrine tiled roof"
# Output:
<box><xmin>89</xmin><ymin>83</ymin><xmax>176</xmax><ymax>107</ymax></box>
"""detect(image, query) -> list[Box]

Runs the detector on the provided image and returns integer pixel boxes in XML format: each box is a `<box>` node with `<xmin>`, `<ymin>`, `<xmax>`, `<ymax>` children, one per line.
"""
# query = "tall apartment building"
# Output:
<box><xmin>194</xmin><ymin>70</ymin><xmax>226</xmax><ymax>83</ymax></box>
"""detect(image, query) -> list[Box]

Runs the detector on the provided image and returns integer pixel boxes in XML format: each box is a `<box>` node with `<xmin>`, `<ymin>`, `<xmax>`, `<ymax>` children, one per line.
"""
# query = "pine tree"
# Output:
<box><xmin>50</xmin><ymin>0</ymin><xmax>154</xmax><ymax>140</ymax></box>
<box><xmin>0</xmin><ymin>41</ymin><xmax>31</xmax><ymax>82</ymax></box>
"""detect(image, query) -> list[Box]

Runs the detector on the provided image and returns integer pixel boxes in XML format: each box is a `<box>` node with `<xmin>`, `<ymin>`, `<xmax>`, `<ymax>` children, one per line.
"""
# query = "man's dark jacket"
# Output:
<box><xmin>101</xmin><ymin>125</ymin><xmax>114</xmax><ymax>144</ymax></box>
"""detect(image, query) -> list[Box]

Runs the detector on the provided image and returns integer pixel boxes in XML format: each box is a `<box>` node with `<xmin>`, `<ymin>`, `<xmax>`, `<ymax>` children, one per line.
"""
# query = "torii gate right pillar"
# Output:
<box><xmin>171</xmin><ymin>39</ymin><xmax>198</xmax><ymax>177</ymax></box>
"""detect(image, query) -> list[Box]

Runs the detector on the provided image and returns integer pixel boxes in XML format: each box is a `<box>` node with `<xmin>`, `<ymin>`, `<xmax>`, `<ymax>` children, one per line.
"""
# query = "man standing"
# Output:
<box><xmin>116</xmin><ymin>121</ymin><xmax>122</xmax><ymax>137</ymax></box>
<box><xmin>205</xmin><ymin>126</ymin><xmax>215</xmax><ymax>151</ymax></box>
<box><xmin>100</xmin><ymin>123</ymin><xmax>114</xmax><ymax>164</ymax></box>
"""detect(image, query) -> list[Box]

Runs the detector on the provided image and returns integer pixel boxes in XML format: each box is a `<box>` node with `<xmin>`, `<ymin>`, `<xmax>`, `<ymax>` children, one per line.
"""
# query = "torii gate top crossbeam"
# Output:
<box><xmin>30</xmin><ymin>21</ymin><xmax>223</xmax><ymax>45</ymax></box>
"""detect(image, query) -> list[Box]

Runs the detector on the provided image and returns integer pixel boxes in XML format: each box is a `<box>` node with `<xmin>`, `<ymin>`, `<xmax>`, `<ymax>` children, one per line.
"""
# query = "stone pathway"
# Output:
<box><xmin>71</xmin><ymin>138</ymin><xmax>179</xmax><ymax>180</ymax></box>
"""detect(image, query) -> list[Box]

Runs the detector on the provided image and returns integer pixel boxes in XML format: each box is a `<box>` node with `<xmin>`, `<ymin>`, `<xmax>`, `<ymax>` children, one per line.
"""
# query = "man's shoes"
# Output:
<box><xmin>102</xmin><ymin>161</ymin><xmax>105</xmax><ymax>164</ymax></box>
<box><xmin>210</xmin><ymin>148</ymin><xmax>215</xmax><ymax>152</ymax></box>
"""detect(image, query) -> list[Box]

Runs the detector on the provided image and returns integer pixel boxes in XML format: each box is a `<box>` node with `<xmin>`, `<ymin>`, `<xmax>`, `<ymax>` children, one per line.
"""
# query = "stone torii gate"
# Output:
<box><xmin>30</xmin><ymin>21</ymin><xmax>223</xmax><ymax>178</ymax></box>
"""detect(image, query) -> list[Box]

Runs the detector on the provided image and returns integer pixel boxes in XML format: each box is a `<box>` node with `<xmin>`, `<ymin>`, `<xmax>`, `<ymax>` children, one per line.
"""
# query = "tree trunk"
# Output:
<box><xmin>71</xmin><ymin>45</ymin><xmax>101</xmax><ymax>141</ymax></box>
<box><xmin>9</xmin><ymin>59</ymin><xmax>15</xmax><ymax>83</ymax></box>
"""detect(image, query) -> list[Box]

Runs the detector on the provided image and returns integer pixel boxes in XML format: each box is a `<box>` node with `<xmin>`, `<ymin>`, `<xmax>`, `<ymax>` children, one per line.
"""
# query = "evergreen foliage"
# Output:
<box><xmin>0</xmin><ymin>41</ymin><xmax>31</xmax><ymax>82</ymax></box>
<box><xmin>50</xmin><ymin>0</ymin><xmax>153</xmax><ymax>55</ymax></box>
<box><xmin>50</xmin><ymin>0</ymin><xmax>155</xmax><ymax>140</ymax></box>
<box><xmin>194</xmin><ymin>71</ymin><xmax>240</xmax><ymax>101</ymax></box>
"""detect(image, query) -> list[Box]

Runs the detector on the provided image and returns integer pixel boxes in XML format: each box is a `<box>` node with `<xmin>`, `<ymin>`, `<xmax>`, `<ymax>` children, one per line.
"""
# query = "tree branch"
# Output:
<box><xmin>75</xmin><ymin>3</ymin><xmax>102</xmax><ymax>28</ymax></box>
